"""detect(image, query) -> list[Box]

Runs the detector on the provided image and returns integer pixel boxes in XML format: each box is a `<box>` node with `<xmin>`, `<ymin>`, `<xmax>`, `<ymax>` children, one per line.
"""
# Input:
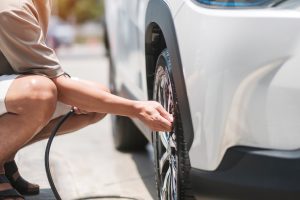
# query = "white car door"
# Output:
<box><xmin>108</xmin><ymin>0</ymin><xmax>147</xmax><ymax>100</ymax></box>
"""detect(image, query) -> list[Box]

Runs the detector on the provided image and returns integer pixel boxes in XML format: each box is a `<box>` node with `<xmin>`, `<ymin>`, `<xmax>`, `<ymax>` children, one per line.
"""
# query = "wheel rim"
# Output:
<box><xmin>155</xmin><ymin>66</ymin><xmax>178</xmax><ymax>200</ymax></box>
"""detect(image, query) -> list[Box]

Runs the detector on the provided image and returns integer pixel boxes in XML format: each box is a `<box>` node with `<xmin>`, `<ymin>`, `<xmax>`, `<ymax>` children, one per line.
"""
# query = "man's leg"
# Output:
<box><xmin>28</xmin><ymin>80</ymin><xmax>110</xmax><ymax>144</ymax></box>
<box><xmin>5</xmin><ymin>79</ymin><xmax>109</xmax><ymax>164</ymax></box>
<box><xmin>2</xmin><ymin>78</ymin><xmax>107</xmax><ymax>198</ymax></box>
<box><xmin>3</xmin><ymin>113</ymin><xmax>106</xmax><ymax>197</ymax></box>
<box><xmin>28</xmin><ymin>112</ymin><xmax>106</xmax><ymax>145</ymax></box>
<box><xmin>0</xmin><ymin>75</ymin><xmax>57</xmax><ymax>174</ymax></box>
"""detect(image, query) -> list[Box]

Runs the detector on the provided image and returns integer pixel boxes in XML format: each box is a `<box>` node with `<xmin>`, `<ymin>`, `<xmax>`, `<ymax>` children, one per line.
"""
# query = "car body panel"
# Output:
<box><xmin>105</xmin><ymin>0</ymin><xmax>147</xmax><ymax>100</ymax></box>
<box><xmin>175</xmin><ymin>1</ymin><xmax>300</xmax><ymax>170</ymax></box>
<box><xmin>105</xmin><ymin>0</ymin><xmax>300</xmax><ymax>171</ymax></box>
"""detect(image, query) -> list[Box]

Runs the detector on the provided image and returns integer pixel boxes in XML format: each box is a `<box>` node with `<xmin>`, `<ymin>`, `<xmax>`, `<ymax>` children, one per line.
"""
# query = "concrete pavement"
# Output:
<box><xmin>16</xmin><ymin>44</ymin><xmax>157</xmax><ymax>200</ymax></box>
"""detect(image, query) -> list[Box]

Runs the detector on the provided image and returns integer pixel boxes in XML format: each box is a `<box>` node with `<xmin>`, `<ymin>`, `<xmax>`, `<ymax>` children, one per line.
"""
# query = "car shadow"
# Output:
<box><xmin>130</xmin><ymin>145</ymin><xmax>158</xmax><ymax>200</ymax></box>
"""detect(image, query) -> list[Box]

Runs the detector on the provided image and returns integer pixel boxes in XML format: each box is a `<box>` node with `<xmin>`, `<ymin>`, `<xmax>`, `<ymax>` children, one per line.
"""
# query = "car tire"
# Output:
<box><xmin>112</xmin><ymin>115</ymin><xmax>148</xmax><ymax>151</ymax></box>
<box><xmin>153</xmin><ymin>49</ymin><xmax>194</xmax><ymax>200</ymax></box>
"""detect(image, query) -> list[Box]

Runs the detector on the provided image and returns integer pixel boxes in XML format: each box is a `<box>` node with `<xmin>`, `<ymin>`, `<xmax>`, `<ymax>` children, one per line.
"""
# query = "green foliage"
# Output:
<box><xmin>56</xmin><ymin>0</ymin><xmax>75</xmax><ymax>20</ymax></box>
<box><xmin>57</xmin><ymin>0</ymin><xmax>104</xmax><ymax>23</ymax></box>
<box><xmin>74</xmin><ymin>0</ymin><xmax>104</xmax><ymax>23</ymax></box>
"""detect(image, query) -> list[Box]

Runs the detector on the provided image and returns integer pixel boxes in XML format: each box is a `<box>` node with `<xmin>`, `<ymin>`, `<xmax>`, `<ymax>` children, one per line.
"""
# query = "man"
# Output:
<box><xmin>0</xmin><ymin>0</ymin><xmax>173</xmax><ymax>199</ymax></box>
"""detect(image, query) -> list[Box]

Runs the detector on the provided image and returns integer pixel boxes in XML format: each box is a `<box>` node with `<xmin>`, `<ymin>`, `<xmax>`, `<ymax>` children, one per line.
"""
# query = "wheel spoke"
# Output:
<box><xmin>159</xmin><ymin>151</ymin><xmax>169</xmax><ymax>174</ymax></box>
<box><xmin>158</xmin><ymin>82</ymin><xmax>163</xmax><ymax>103</ymax></box>
<box><xmin>159</xmin><ymin>133</ymin><xmax>169</xmax><ymax>149</ymax></box>
<box><xmin>170</xmin><ymin>156</ymin><xmax>177</xmax><ymax>199</ymax></box>
<box><xmin>161</xmin><ymin>167</ymin><xmax>171</xmax><ymax>200</ymax></box>
<box><xmin>167</xmin><ymin>84</ymin><xmax>173</xmax><ymax>113</ymax></box>
<box><xmin>164</xmin><ymin>79</ymin><xmax>169</xmax><ymax>110</ymax></box>
<box><xmin>169</xmin><ymin>134</ymin><xmax>177</xmax><ymax>149</ymax></box>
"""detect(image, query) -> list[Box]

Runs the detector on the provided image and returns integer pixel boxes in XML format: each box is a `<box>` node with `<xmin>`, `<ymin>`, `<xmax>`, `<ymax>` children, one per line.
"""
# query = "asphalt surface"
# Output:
<box><xmin>16</xmin><ymin>44</ymin><xmax>158</xmax><ymax>200</ymax></box>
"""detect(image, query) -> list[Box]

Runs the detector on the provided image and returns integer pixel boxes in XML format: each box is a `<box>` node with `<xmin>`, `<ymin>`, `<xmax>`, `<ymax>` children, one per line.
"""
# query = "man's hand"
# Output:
<box><xmin>133</xmin><ymin>101</ymin><xmax>173</xmax><ymax>132</ymax></box>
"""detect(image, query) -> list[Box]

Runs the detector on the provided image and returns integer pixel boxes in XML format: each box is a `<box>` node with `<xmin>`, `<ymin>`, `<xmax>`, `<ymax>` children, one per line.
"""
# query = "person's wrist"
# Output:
<box><xmin>131</xmin><ymin>101</ymin><xmax>143</xmax><ymax>119</ymax></box>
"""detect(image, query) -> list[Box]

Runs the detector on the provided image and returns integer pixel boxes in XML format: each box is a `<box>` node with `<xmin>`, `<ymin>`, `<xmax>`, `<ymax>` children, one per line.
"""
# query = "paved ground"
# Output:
<box><xmin>16</xmin><ymin>44</ymin><xmax>158</xmax><ymax>200</ymax></box>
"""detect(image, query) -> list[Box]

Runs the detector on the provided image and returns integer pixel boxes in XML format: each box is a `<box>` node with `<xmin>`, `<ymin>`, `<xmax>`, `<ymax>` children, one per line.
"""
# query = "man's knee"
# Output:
<box><xmin>27</xmin><ymin>76</ymin><xmax>57</xmax><ymax>101</ymax></box>
<box><xmin>23</xmin><ymin>76</ymin><xmax>57</xmax><ymax>122</ymax></box>
<box><xmin>6</xmin><ymin>75</ymin><xmax>57</xmax><ymax>122</ymax></box>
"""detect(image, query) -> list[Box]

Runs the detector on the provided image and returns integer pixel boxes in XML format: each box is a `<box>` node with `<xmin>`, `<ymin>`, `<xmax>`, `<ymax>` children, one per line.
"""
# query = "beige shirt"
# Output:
<box><xmin>0</xmin><ymin>0</ymin><xmax>64</xmax><ymax>78</ymax></box>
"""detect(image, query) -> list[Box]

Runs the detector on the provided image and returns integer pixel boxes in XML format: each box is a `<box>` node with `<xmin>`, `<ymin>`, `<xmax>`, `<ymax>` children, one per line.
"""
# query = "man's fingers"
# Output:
<box><xmin>157</xmin><ymin>105</ymin><xmax>174</xmax><ymax>123</ymax></box>
<box><xmin>157</xmin><ymin>115</ymin><xmax>172</xmax><ymax>132</ymax></box>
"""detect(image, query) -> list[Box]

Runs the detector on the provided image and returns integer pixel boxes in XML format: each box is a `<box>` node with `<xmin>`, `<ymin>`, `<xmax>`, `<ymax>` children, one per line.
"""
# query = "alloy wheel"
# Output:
<box><xmin>154</xmin><ymin>61</ymin><xmax>179</xmax><ymax>200</ymax></box>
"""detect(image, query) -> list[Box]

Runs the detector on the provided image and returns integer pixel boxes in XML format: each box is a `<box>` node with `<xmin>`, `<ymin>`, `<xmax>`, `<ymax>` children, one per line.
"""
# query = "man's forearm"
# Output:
<box><xmin>52</xmin><ymin>75</ymin><xmax>139</xmax><ymax>117</ymax></box>
<box><xmin>51</xmin><ymin>75</ymin><xmax>173</xmax><ymax>132</ymax></box>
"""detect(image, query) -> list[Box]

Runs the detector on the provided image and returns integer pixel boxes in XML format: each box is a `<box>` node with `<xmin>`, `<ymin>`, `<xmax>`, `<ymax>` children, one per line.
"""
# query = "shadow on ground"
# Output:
<box><xmin>26</xmin><ymin>188</ymin><xmax>55</xmax><ymax>200</ymax></box>
<box><xmin>130</xmin><ymin>147</ymin><xmax>158</xmax><ymax>200</ymax></box>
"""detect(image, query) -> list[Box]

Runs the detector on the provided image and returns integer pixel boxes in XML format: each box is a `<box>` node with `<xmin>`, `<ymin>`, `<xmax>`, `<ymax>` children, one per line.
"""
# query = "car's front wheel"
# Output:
<box><xmin>153</xmin><ymin>49</ymin><xmax>194</xmax><ymax>200</ymax></box>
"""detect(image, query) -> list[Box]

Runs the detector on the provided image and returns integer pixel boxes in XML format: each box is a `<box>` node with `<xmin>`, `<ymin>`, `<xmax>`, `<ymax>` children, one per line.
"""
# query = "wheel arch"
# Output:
<box><xmin>145</xmin><ymin>0</ymin><xmax>194</xmax><ymax>149</ymax></box>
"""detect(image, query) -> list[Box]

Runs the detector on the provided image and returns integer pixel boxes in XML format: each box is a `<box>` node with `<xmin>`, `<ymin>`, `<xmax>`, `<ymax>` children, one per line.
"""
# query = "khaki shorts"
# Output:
<box><xmin>0</xmin><ymin>75</ymin><xmax>72</xmax><ymax>120</ymax></box>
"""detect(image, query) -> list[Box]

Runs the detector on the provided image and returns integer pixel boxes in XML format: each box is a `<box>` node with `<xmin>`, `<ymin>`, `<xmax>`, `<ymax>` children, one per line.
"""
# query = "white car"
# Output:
<box><xmin>104</xmin><ymin>0</ymin><xmax>300</xmax><ymax>199</ymax></box>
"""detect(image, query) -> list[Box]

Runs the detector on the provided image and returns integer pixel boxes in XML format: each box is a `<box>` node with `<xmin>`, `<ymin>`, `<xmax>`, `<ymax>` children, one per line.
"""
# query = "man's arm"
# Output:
<box><xmin>52</xmin><ymin>75</ymin><xmax>173</xmax><ymax>132</ymax></box>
